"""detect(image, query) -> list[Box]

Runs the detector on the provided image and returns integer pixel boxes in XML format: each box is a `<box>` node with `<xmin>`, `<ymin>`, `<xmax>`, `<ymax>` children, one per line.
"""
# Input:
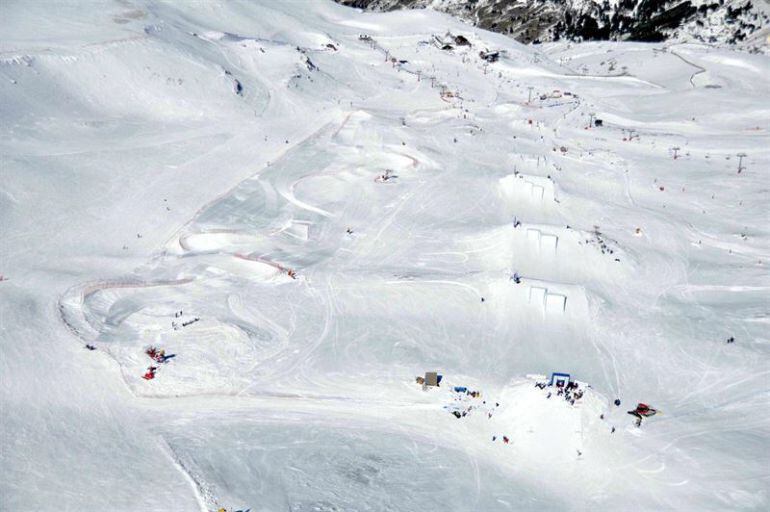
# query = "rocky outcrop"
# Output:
<box><xmin>334</xmin><ymin>0</ymin><xmax>769</xmax><ymax>49</ymax></box>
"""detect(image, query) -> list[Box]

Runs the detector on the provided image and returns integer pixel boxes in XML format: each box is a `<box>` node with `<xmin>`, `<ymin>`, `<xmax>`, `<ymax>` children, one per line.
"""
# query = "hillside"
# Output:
<box><xmin>1</xmin><ymin>1</ymin><xmax>769</xmax><ymax>510</ymax></box>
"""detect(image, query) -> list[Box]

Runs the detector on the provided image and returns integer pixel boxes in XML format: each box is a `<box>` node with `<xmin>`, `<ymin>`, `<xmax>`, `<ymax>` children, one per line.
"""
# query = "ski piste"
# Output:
<box><xmin>2</xmin><ymin>0</ymin><xmax>768</xmax><ymax>510</ymax></box>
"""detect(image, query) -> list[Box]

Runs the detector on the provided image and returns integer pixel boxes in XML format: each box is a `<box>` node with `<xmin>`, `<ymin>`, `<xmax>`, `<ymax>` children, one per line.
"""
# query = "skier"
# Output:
<box><xmin>146</xmin><ymin>346</ymin><xmax>158</xmax><ymax>359</ymax></box>
<box><xmin>84</xmin><ymin>344</ymin><xmax>96</xmax><ymax>351</ymax></box>
<box><xmin>142</xmin><ymin>366</ymin><xmax>157</xmax><ymax>380</ymax></box>
<box><xmin>511</xmin><ymin>272</ymin><xmax>521</xmax><ymax>284</ymax></box>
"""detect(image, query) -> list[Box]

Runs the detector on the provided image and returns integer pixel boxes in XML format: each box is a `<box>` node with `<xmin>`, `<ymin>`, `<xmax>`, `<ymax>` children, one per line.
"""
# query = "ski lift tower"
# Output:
<box><xmin>737</xmin><ymin>152</ymin><xmax>747</xmax><ymax>173</ymax></box>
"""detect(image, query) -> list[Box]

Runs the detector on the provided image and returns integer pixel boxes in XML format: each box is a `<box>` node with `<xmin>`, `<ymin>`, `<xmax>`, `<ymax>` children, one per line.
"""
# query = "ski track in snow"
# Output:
<box><xmin>160</xmin><ymin>439</ymin><xmax>211</xmax><ymax>512</ymax></box>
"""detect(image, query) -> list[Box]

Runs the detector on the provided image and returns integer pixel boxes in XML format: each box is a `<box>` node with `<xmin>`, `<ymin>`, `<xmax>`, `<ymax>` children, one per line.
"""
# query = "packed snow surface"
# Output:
<box><xmin>1</xmin><ymin>1</ymin><xmax>769</xmax><ymax>511</ymax></box>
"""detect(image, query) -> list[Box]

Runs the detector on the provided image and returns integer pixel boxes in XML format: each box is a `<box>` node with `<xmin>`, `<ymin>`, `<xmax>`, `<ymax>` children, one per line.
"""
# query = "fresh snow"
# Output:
<box><xmin>1</xmin><ymin>1</ymin><xmax>769</xmax><ymax>511</ymax></box>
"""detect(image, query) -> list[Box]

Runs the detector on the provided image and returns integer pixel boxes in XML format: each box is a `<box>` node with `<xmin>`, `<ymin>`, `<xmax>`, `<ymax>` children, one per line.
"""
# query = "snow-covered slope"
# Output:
<box><xmin>1</xmin><ymin>1</ymin><xmax>769</xmax><ymax>511</ymax></box>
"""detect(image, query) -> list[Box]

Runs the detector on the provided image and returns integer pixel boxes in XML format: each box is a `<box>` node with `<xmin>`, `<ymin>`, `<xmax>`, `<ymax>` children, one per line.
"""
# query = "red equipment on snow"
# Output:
<box><xmin>142</xmin><ymin>366</ymin><xmax>157</xmax><ymax>380</ymax></box>
<box><xmin>635</xmin><ymin>403</ymin><xmax>657</xmax><ymax>417</ymax></box>
<box><xmin>146</xmin><ymin>346</ymin><xmax>167</xmax><ymax>363</ymax></box>
<box><xmin>627</xmin><ymin>403</ymin><xmax>658</xmax><ymax>426</ymax></box>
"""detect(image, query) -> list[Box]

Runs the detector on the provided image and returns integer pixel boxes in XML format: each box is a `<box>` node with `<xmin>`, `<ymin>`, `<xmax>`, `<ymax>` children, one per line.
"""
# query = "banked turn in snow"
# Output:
<box><xmin>2</xmin><ymin>1</ymin><xmax>769</xmax><ymax>510</ymax></box>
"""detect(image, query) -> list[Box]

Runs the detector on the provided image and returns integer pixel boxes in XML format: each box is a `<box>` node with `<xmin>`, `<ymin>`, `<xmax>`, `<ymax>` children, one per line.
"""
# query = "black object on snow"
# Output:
<box><xmin>479</xmin><ymin>50</ymin><xmax>500</xmax><ymax>63</ymax></box>
<box><xmin>454</xmin><ymin>35</ymin><xmax>471</xmax><ymax>46</ymax></box>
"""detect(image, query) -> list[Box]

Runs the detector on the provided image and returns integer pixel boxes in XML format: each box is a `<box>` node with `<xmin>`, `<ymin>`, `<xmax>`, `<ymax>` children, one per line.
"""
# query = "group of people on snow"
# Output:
<box><xmin>535</xmin><ymin>378</ymin><xmax>584</xmax><ymax>407</ymax></box>
<box><xmin>142</xmin><ymin>346</ymin><xmax>171</xmax><ymax>380</ymax></box>
<box><xmin>535</xmin><ymin>377</ymin><xmax>659</xmax><ymax>429</ymax></box>
<box><xmin>172</xmin><ymin>316</ymin><xmax>199</xmax><ymax>331</ymax></box>
<box><xmin>446</xmin><ymin>385</ymin><xmax>485</xmax><ymax>419</ymax></box>
<box><xmin>442</xmin><ymin>383</ymin><xmax>500</xmax><ymax>421</ymax></box>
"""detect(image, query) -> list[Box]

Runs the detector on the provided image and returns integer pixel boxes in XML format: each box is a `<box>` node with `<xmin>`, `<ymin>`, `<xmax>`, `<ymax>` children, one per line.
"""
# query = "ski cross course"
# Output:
<box><xmin>1</xmin><ymin>1</ymin><xmax>768</xmax><ymax>510</ymax></box>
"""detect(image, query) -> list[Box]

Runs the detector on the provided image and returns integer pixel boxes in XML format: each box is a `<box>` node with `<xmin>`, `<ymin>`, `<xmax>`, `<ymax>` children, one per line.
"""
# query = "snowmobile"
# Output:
<box><xmin>142</xmin><ymin>366</ymin><xmax>157</xmax><ymax>380</ymax></box>
<box><xmin>627</xmin><ymin>403</ymin><xmax>658</xmax><ymax>426</ymax></box>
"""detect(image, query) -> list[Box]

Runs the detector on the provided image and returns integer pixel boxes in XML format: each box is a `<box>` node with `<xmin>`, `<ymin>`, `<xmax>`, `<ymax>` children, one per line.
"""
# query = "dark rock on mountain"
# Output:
<box><xmin>334</xmin><ymin>0</ymin><xmax>769</xmax><ymax>48</ymax></box>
